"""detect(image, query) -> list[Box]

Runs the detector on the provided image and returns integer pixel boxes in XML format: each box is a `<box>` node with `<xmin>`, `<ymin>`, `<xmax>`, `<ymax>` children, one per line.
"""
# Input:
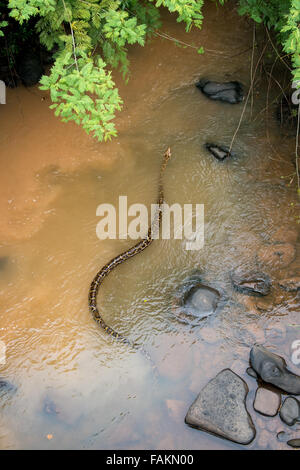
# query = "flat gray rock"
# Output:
<box><xmin>185</xmin><ymin>368</ymin><xmax>256</xmax><ymax>445</ymax></box>
<box><xmin>253</xmin><ymin>387</ymin><xmax>281</xmax><ymax>417</ymax></box>
<box><xmin>287</xmin><ymin>438</ymin><xmax>300</xmax><ymax>448</ymax></box>
<box><xmin>280</xmin><ymin>397</ymin><xmax>300</xmax><ymax>426</ymax></box>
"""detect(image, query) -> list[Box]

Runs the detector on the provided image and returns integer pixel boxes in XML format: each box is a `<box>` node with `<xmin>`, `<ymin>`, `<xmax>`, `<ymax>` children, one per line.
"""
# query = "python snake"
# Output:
<box><xmin>89</xmin><ymin>147</ymin><xmax>171</xmax><ymax>353</ymax></box>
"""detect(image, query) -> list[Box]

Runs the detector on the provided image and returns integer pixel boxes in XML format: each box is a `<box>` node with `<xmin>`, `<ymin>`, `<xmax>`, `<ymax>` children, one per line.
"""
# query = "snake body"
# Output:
<box><xmin>89</xmin><ymin>147</ymin><xmax>171</xmax><ymax>350</ymax></box>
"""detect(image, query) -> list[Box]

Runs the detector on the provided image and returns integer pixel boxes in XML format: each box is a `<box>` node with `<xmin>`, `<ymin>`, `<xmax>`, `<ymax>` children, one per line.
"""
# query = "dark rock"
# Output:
<box><xmin>196</xmin><ymin>80</ymin><xmax>243</xmax><ymax>104</ymax></box>
<box><xmin>250</xmin><ymin>345</ymin><xmax>300</xmax><ymax>394</ymax></box>
<box><xmin>205</xmin><ymin>143</ymin><xmax>235</xmax><ymax>161</ymax></box>
<box><xmin>185</xmin><ymin>368</ymin><xmax>256</xmax><ymax>445</ymax></box>
<box><xmin>280</xmin><ymin>397</ymin><xmax>300</xmax><ymax>426</ymax></box>
<box><xmin>246</xmin><ymin>367</ymin><xmax>258</xmax><ymax>379</ymax></box>
<box><xmin>17</xmin><ymin>52</ymin><xmax>44</xmax><ymax>87</ymax></box>
<box><xmin>231</xmin><ymin>269</ymin><xmax>271</xmax><ymax>296</ymax></box>
<box><xmin>253</xmin><ymin>386</ymin><xmax>281</xmax><ymax>417</ymax></box>
<box><xmin>287</xmin><ymin>438</ymin><xmax>300</xmax><ymax>448</ymax></box>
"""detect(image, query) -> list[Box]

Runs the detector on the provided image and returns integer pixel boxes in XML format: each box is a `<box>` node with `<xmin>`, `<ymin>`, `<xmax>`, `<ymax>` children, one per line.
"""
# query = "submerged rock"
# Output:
<box><xmin>280</xmin><ymin>397</ymin><xmax>300</xmax><ymax>426</ymax></box>
<box><xmin>184</xmin><ymin>285</ymin><xmax>220</xmax><ymax>316</ymax></box>
<box><xmin>253</xmin><ymin>387</ymin><xmax>281</xmax><ymax>417</ymax></box>
<box><xmin>204</xmin><ymin>143</ymin><xmax>234</xmax><ymax>161</ymax></box>
<box><xmin>250</xmin><ymin>345</ymin><xmax>300</xmax><ymax>394</ymax></box>
<box><xmin>172</xmin><ymin>275</ymin><xmax>226</xmax><ymax>326</ymax></box>
<box><xmin>231</xmin><ymin>268</ymin><xmax>271</xmax><ymax>296</ymax></box>
<box><xmin>277</xmin><ymin>431</ymin><xmax>288</xmax><ymax>443</ymax></box>
<box><xmin>185</xmin><ymin>368</ymin><xmax>256</xmax><ymax>445</ymax></box>
<box><xmin>287</xmin><ymin>438</ymin><xmax>300</xmax><ymax>448</ymax></box>
<box><xmin>196</xmin><ymin>80</ymin><xmax>243</xmax><ymax>104</ymax></box>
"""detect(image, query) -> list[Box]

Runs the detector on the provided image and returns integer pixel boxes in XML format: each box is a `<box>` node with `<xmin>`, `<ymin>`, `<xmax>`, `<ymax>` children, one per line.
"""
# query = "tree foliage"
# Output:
<box><xmin>0</xmin><ymin>20</ymin><xmax>8</xmax><ymax>36</ymax></box>
<box><xmin>2</xmin><ymin>1</ymin><xmax>300</xmax><ymax>140</ymax></box>
<box><xmin>1</xmin><ymin>0</ymin><xmax>205</xmax><ymax>141</ymax></box>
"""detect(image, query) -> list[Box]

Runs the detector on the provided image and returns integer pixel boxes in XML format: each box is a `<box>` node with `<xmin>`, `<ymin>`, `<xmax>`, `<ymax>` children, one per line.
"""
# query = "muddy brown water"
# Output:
<box><xmin>0</xmin><ymin>3</ymin><xmax>299</xmax><ymax>449</ymax></box>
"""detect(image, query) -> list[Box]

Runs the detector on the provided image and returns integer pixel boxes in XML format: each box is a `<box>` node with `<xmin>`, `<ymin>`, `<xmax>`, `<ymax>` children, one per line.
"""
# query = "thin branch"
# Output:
<box><xmin>124</xmin><ymin>5</ymin><xmax>252</xmax><ymax>59</ymax></box>
<box><xmin>62</xmin><ymin>0</ymin><xmax>79</xmax><ymax>72</ymax></box>
<box><xmin>252</xmin><ymin>84</ymin><xmax>291</xmax><ymax>121</ymax></box>
<box><xmin>263</xmin><ymin>53</ymin><xmax>285</xmax><ymax>163</ymax></box>
<box><xmin>153</xmin><ymin>30</ymin><xmax>245</xmax><ymax>57</ymax></box>
<box><xmin>250</xmin><ymin>23</ymin><xmax>255</xmax><ymax>116</ymax></box>
<box><xmin>70</xmin><ymin>24</ymin><xmax>79</xmax><ymax>72</ymax></box>
<box><xmin>230</xmin><ymin>46</ymin><xmax>254</xmax><ymax>58</ymax></box>
<box><xmin>265</xmin><ymin>26</ymin><xmax>292</xmax><ymax>72</ymax></box>
<box><xmin>229</xmin><ymin>40</ymin><xmax>269</xmax><ymax>153</ymax></box>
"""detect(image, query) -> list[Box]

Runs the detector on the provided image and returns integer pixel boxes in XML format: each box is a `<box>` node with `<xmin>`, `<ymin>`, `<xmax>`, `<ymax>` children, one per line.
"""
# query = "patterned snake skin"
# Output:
<box><xmin>89</xmin><ymin>148</ymin><xmax>171</xmax><ymax>353</ymax></box>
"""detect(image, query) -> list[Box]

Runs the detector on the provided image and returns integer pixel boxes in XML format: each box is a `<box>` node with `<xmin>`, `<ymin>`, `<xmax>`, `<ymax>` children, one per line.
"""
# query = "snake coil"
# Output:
<box><xmin>89</xmin><ymin>147</ymin><xmax>171</xmax><ymax>354</ymax></box>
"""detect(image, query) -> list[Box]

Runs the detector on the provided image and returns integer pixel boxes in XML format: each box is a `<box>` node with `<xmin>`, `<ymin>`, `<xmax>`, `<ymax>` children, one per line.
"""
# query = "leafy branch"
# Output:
<box><xmin>40</xmin><ymin>52</ymin><xmax>123</xmax><ymax>141</ymax></box>
<box><xmin>4</xmin><ymin>0</ymin><xmax>205</xmax><ymax>141</ymax></box>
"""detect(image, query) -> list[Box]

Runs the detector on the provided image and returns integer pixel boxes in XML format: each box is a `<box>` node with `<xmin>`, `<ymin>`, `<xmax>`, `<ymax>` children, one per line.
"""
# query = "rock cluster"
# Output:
<box><xmin>185</xmin><ymin>345</ymin><xmax>300</xmax><ymax>448</ymax></box>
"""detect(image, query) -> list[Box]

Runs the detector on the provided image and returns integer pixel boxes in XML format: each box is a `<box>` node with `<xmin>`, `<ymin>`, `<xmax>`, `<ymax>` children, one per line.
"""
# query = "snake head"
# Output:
<box><xmin>165</xmin><ymin>147</ymin><xmax>171</xmax><ymax>161</ymax></box>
